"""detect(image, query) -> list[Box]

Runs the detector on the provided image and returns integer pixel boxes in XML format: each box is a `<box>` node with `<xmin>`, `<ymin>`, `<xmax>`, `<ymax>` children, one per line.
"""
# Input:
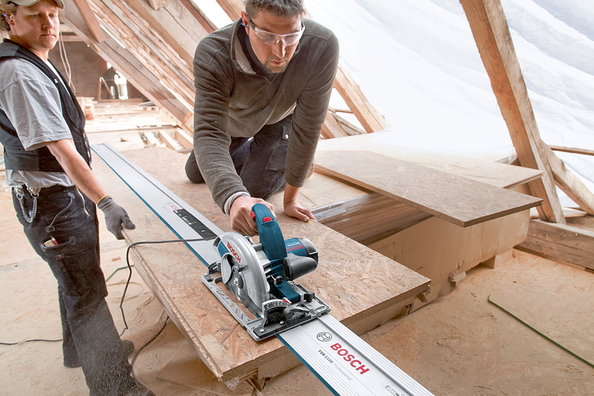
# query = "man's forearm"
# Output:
<box><xmin>283</xmin><ymin>183</ymin><xmax>300</xmax><ymax>206</ymax></box>
<box><xmin>45</xmin><ymin>139</ymin><xmax>106</xmax><ymax>203</ymax></box>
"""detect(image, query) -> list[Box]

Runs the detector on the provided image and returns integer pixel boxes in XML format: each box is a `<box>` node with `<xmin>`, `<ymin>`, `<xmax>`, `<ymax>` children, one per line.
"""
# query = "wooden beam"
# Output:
<box><xmin>179</xmin><ymin>0</ymin><xmax>217</xmax><ymax>33</ymax></box>
<box><xmin>123</xmin><ymin>0</ymin><xmax>195</xmax><ymax>70</ymax></box>
<box><xmin>148</xmin><ymin>0</ymin><xmax>170</xmax><ymax>10</ymax></box>
<box><xmin>460</xmin><ymin>0</ymin><xmax>565</xmax><ymax>224</ymax></box>
<box><xmin>321</xmin><ymin>111</ymin><xmax>349</xmax><ymax>139</ymax></box>
<box><xmin>333</xmin><ymin>60</ymin><xmax>389</xmax><ymax>134</ymax></box>
<box><xmin>545</xmin><ymin>145</ymin><xmax>594</xmax><ymax>215</ymax></box>
<box><xmin>71</xmin><ymin>0</ymin><xmax>105</xmax><ymax>42</ymax></box>
<box><xmin>517</xmin><ymin>219</ymin><xmax>594</xmax><ymax>271</ymax></box>
<box><xmin>550</xmin><ymin>145</ymin><xmax>594</xmax><ymax>157</ymax></box>
<box><xmin>174</xmin><ymin>128</ymin><xmax>194</xmax><ymax>149</ymax></box>
<box><xmin>62</xmin><ymin>0</ymin><xmax>191</xmax><ymax>124</ymax></box>
<box><xmin>215</xmin><ymin>0</ymin><xmax>244</xmax><ymax>19</ymax></box>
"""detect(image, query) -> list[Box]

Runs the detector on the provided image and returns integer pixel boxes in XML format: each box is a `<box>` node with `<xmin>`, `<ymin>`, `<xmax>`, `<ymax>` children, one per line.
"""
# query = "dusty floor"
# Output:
<box><xmin>1</xmin><ymin>101</ymin><xmax>593</xmax><ymax>395</ymax></box>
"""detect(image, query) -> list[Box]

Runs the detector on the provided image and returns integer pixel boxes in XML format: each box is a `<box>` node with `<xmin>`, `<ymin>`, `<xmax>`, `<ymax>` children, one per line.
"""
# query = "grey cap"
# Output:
<box><xmin>1</xmin><ymin>0</ymin><xmax>64</xmax><ymax>9</ymax></box>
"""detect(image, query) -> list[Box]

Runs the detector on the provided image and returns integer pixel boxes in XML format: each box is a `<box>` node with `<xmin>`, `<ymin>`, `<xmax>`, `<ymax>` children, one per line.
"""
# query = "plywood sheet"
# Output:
<box><xmin>315</xmin><ymin>150</ymin><xmax>542</xmax><ymax>227</ymax></box>
<box><xmin>93</xmin><ymin>147</ymin><xmax>430</xmax><ymax>383</ymax></box>
<box><xmin>316</xmin><ymin>131</ymin><xmax>543</xmax><ymax>189</ymax></box>
<box><xmin>489</xmin><ymin>282</ymin><xmax>594</xmax><ymax>368</ymax></box>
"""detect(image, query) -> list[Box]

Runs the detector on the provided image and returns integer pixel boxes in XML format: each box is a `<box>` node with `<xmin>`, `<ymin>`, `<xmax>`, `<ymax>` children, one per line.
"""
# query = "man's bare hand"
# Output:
<box><xmin>284</xmin><ymin>199</ymin><xmax>315</xmax><ymax>223</ymax></box>
<box><xmin>229</xmin><ymin>196</ymin><xmax>275</xmax><ymax>236</ymax></box>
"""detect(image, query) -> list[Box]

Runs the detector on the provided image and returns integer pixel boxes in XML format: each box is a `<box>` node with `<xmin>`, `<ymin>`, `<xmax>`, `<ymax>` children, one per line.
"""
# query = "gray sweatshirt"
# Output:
<box><xmin>192</xmin><ymin>18</ymin><xmax>340</xmax><ymax>212</ymax></box>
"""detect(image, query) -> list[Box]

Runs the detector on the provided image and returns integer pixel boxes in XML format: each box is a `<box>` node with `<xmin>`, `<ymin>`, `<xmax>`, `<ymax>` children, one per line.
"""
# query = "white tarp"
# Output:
<box><xmin>198</xmin><ymin>0</ymin><xmax>594</xmax><ymax>208</ymax></box>
<box><xmin>305</xmin><ymin>0</ymin><xmax>594</xmax><ymax>208</ymax></box>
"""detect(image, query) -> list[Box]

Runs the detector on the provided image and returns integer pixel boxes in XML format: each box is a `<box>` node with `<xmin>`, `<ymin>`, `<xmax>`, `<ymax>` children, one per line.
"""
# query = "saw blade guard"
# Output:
<box><xmin>216</xmin><ymin>232</ymin><xmax>270</xmax><ymax>313</ymax></box>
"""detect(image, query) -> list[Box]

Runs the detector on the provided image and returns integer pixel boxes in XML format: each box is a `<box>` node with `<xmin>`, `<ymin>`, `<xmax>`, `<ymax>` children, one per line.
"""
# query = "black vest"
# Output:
<box><xmin>0</xmin><ymin>39</ymin><xmax>90</xmax><ymax>172</ymax></box>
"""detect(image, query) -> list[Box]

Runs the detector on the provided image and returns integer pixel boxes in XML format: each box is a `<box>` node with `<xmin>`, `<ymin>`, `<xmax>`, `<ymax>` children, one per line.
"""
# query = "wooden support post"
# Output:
<box><xmin>544</xmin><ymin>146</ymin><xmax>594</xmax><ymax>215</ymax></box>
<box><xmin>71</xmin><ymin>0</ymin><xmax>105</xmax><ymax>42</ymax></box>
<box><xmin>550</xmin><ymin>145</ymin><xmax>594</xmax><ymax>157</ymax></box>
<box><xmin>460</xmin><ymin>0</ymin><xmax>565</xmax><ymax>224</ymax></box>
<box><xmin>333</xmin><ymin>61</ymin><xmax>389</xmax><ymax>134</ymax></box>
<box><xmin>321</xmin><ymin>111</ymin><xmax>350</xmax><ymax>139</ymax></box>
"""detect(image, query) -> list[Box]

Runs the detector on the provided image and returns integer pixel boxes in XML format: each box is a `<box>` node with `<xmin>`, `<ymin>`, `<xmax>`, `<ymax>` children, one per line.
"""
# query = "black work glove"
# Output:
<box><xmin>97</xmin><ymin>196</ymin><xmax>135</xmax><ymax>239</ymax></box>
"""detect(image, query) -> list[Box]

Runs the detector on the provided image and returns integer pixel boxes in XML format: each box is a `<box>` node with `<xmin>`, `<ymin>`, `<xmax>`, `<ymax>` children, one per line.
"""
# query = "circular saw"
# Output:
<box><xmin>202</xmin><ymin>203</ymin><xmax>331</xmax><ymax>341</ymax></box>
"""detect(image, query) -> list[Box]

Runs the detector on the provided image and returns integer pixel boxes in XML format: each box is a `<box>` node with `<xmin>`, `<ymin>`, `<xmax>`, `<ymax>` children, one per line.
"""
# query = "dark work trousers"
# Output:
<box><xmin>185</xmin><ymin>115</ymin><xmax>292</xmax><ymax>200</ymax></box>
<box><xmin>12</xmin><ymin>185</ymin><xmax>136</xmax><ymax>396</ymax></box>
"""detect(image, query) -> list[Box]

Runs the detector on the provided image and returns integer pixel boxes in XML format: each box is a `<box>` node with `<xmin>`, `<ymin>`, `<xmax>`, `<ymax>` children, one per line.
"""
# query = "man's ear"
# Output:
<box><xmin>2</xmin><ymin>12</ymin><xmax>14</xmax><ymax>24</ymax></box>
<box><xmin>240</xmin><ymin>11</ymin><xmax>249</xmax><ymax>32</ymax></box>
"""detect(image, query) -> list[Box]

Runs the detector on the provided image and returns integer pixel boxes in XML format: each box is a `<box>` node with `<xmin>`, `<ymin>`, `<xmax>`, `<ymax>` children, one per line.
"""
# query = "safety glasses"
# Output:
<box><xmin>247</xmin><ymin>16</ymin><xmax>304</xmax><ymax>46</ymax></box>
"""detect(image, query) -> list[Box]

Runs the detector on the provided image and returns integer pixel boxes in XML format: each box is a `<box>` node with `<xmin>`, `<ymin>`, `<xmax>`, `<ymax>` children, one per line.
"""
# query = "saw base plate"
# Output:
<box><xmin>202</xmin><ymin>273</ymin><xmax>331</xmax><ymax>341</ymax></box>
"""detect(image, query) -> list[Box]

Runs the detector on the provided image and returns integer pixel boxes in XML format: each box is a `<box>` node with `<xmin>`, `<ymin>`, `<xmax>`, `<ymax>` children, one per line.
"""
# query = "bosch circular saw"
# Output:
<box><xmin>202</xmin><ymin>203</ymin><xmax>331</xmax><ymax>341</ymax></box>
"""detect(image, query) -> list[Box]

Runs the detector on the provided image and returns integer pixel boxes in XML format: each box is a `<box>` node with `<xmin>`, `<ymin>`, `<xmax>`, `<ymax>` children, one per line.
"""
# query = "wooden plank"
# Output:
<box><xmin>489</xmin><ymin>282</ymin><xmax>594</xmax><ymax>368</ymax></box>
<box><xmin>148</xmin><ymin>0</ymin><xmax>170</xmax><ymax>10</ymax></box>
<box><xmin>174</xmin><ymin>129</ymin><xmax>194</xmax><ymax>149</ymax></box>
<box><xmin>92</xmin><ymin>147</ymin><xmax>431</xmax><ymax>384</ymax></box>
<box><xmin>316</xmin><ymin>132</ymin><xmax>544</xmax><ymax>190</ymax></box>
<box><xmin>550</xmin><ymin>145</ymin><xmax>594</xmax><ymax>157</ymax></box>
<box><xmin>215</xmin><ymin>0</ymin><xmax>244</xmax><ymax>19</ymax></box>
<box><xmin>99</xmin><ymin>0</ymin><xmax>193</xmax><ymax>86</ymax></box>
<box><xmin>312</xmin><ymin>193</ymin><xmax>433</xmax><ymax>246</ymax></box>
<box><xmin>314</xmin><ymin>150</ymin><xmax>542</xmax><ymax>227</ymax></box>
<box><xmin>321</xmin><ymin>111</ymin><xmax>349</xmax><ymax>139</ymax></box>
<box><xmin>545</xmin><ymin>145</ymin><xmax>594</xmax><ymax>215</ymax></box>
<box><xmin>62</xmin><ymin>0</ymin><xmax>192</xmax><ymax>125</ymax></box>
<box><xmin>119</xmin><ymin>0</ymin><xmax>195</xmax><ymax>71</ymax></box>
<box><xmin>157</xmin><ymin>130</ymin><xmax>185</xmax><ymax>151</ymax></box>
<box><xmin>333</xmin><ymin>60</ymin><xmax>389</xmax><ymax>133</ymax></box>
<box><xmin>72</xmin><ymin>0</ymin><xmax>106</xmax><ymax>42</ymax></box>
<box><xmin>517</xmin><ymin>219</ymin><xmax>594</xmax><ymax>270</ymax></box>
<box><xmin>179</xmin><ymin>0</ymin><xmax>217</xmax><ymax>33</ymax></box>
<box><xmin>460</xmin><ymin>0</ymin><xmax>565</xmax><ymax>224</ymax></box>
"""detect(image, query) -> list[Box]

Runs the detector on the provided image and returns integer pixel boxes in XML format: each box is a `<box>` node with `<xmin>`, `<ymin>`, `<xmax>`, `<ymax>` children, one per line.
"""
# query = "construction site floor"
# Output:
<box><xmin>1</xmin><ymin>101</ymin><xmax>593</xmax><ymax>395</ymax></box>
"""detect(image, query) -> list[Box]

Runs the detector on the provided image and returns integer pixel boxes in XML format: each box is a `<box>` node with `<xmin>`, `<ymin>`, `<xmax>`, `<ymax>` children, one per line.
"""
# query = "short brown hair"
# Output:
<box><xmin>245</xmin><ymin>0</ymin><xmax>305</xmax><ymax>19</ymax></box>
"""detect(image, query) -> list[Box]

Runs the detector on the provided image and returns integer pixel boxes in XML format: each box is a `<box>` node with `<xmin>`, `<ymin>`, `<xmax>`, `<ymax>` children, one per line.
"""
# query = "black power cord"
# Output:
<box><xmin>1</xmin><ymin>236</ymin><xmax>217</xmax><ymax>352</ymax></box>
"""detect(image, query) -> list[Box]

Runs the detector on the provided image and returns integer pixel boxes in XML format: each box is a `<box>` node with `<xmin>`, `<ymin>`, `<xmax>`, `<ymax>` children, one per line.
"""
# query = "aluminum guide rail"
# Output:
<box><xmin>92</xmin><ymin>143</ymin><xmax>434</xmax><ymax>396</ymax></box>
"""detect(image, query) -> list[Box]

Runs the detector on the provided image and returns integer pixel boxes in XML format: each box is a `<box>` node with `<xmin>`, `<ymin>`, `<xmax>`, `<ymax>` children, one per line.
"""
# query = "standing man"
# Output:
<box><xmin>185</xmin><ymin>0</ymin><xmax>339</xmax><ymax>236</ymax></box>
<box><xmin>0</xmin><ymin>1</ymin><xmax>153</xmax><ymax>395</ymax></box>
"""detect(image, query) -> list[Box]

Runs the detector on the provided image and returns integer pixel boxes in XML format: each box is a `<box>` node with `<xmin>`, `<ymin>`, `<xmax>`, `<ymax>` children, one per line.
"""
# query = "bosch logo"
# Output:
<box><xmin>226</xmin><ymin>242</ymin><xmax>241</xmax><ymax>263</ymax></box>
<box><xmin>330</xmin><ymin>343</ymin><xmax>370</xmax><ymax>374</ymax></box>
<box><xmin>286</xmin><ymin>243</ymin><xmax>304</xmax><ymax>253</ymax></box>
<box><xmin>316</xmin><ymin>332</ymin><xmax>332</xmax><ymax>342</ymax></box>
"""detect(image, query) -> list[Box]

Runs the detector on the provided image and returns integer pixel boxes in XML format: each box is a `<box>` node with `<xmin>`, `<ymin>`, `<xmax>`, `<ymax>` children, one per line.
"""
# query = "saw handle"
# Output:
<box><xmin>252</xmin><ymin>203</ymin><xmax>286</xmax><ymax>262</ymax></box>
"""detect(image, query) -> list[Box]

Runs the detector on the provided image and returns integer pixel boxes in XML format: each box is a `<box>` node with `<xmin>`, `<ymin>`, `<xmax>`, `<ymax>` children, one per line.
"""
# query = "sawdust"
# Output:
<box><xmin>2</xmin><ymin>159</ymin><xmax>594</xmax><ymax>395</ymax></box>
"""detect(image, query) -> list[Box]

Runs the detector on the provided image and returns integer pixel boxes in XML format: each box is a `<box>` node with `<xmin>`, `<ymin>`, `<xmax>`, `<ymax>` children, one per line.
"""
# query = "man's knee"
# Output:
<box><xmin>185</xmin><ymin>151</ymin><xmax>205</xmax><ymax>184</ymax></box>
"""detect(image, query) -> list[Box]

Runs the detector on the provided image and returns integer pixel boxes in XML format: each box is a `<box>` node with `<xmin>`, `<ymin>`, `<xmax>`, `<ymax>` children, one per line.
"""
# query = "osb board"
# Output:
<box><xmin>489</xmin><ymin>282</ymin><xmax>594</xmax><ymax>368</ymax></box>
<box><xmin>316</xmin><ymin>131</ymin><xmax>543</xmax><ymax>189</ymax></box>
<box><xmin>92</xmin><ymin>147</ymin><xmax>430</xmax><ymax>383</ymax></box>
<box><xmin>315</xmin><ymin>150</ymin><xmax>542</xmax><ymax>227</ymax></box>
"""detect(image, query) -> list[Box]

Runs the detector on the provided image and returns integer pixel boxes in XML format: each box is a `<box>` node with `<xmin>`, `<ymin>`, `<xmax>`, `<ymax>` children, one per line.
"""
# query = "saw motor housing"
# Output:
<box><xmin>202</xmin><ymin>204</ymin><xmax>331</xmax><ymax>341</ymax></box>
